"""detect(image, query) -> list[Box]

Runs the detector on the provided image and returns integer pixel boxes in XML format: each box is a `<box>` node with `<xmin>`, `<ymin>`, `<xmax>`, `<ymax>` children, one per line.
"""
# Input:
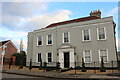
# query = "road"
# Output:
<box><xmin>2</xmin><ymin>73</ymin><xmax>119</xmax><ymax>80</ymax></box>
<box><xmin>1</xmin><ymin>73</ymin><xmax>69</xmax><ymax>80</ymax></box>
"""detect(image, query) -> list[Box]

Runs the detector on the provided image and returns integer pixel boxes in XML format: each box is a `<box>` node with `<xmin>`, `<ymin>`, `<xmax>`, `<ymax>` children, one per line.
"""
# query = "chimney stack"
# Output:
<box><xmin>90</xmin><ymin>10</ymin><xmax>101</xmax><ymax>18</ymax></box>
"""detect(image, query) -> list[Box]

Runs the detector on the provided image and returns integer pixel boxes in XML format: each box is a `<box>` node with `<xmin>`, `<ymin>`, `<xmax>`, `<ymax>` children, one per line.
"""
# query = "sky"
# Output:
<box><xmin>0</xmin><ymin>0</ymin><xmax>120</xmax><ymax>52</ymax></box>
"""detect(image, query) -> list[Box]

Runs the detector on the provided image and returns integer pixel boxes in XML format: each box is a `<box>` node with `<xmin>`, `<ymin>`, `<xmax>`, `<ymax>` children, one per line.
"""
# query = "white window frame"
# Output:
<box><xmin>36</xmin><ymin>53</ymin><xmax>42</xmax><ymax>63</ymax></box>
<box><xmin>46</xmin><ymin>52</ymin><xmax>53</xmax><ymax>63</ymax></box>
<box><xmin>37</xmin><ymin>36</ymin><xmax>43</xmax><ymax>46</ymax></box>
<box><xmin>97</xmin><ymin>27</ymin><xmax>107</xmax><ymax>40</ymax></box>
<box><xmin>83</xmin><ymin>50</ymin><xmax>92</xmax><ymax>63</ymax></box>
<box><xmin>46</xmin><ymin>35</ymin><xmax>53</xmax><ymax>45</ymax></box>
<box><xmin>62</xmin><ymin>32</ymin><xmax>70</xmax><ymax>43</ymax></box>
<box><xmin>82</xmin><ymin>29</ymin><xmax>91</xmax><ymax>42</ymax></box>
<box><xmin>98</xmin><ymin>49</ymin><xmax>108</xmax><ymax>63</ymax></box>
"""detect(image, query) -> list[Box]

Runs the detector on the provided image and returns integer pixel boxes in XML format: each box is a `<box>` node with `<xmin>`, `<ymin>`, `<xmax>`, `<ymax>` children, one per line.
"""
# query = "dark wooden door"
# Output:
<box><xmin>64</xmin><ymin>52</ymin><xmax>70</xmax><ymax>68</ymax></box>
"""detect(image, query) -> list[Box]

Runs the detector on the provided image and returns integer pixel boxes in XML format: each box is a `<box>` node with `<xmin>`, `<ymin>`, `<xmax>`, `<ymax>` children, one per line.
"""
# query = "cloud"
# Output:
<box><xmin>2</xmin><ymin>15</ymin><xmax>25</xmax><ymax>30</ymax></box>
<box><xmin>2</xmin><ymin>2</ymin><xmax>47</xmax><ymax>17</ymax></box>
<box><xmin>2</xmin><ymin>2</ymin><xmax>72</xmax><ymax>31</ymax></box>
<box><xmin>0</xmin><ymin>36</ymin><xmax>10</xmax><ymax>41</ymax></box>
<box><xmin>0</xmin><ymin>30</ymin><xmax>27</xmax><ymax>38</ymax></box>
<box><xmin>116</xmin><ymin>38</ymin><xmax>120</xmax><ymax>51</ymax></box>
<box><xmin>26</xmin><ymin>9</ymin><xmax>72</xmax><ymax>31</ymax></box>
<box><xmin>1</xmin><ymin>2</ymin><xmax>47</xmax><ymax>31</ymax></box>
<box><xmin>106</xmin><ymin>7</ymin><xmax>119</xmax><ymax>16</ymax></box>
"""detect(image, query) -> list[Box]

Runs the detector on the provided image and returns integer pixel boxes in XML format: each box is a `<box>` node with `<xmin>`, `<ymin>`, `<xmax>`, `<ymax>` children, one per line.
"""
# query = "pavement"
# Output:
<box><xmin>2</xmin><ymin>68</ymin><xmax>120</xmax><ymax>80</ymax></box>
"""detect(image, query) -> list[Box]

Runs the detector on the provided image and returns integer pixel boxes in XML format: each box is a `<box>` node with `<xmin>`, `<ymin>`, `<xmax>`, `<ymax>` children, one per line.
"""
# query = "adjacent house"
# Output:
<box><xmin>117</xmin><ymin>51</ymin><xmax>120</xmax><ymax>61</ymax></box>
<box><xmin>0</xmin><ymin>40</ymin><xmax>18</xmax><ymax>64</ymax></box>
<box><xmin>27</xmin><ymin>10</ymin><xmax>117</xmax><ymax>68</ymax></box>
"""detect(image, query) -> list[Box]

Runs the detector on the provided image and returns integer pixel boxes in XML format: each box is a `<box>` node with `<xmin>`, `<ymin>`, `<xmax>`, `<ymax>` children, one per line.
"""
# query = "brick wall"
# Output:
<box><xmin>4</xmin><ymin>41</ymin><xmax>17</xmax><ymax>59</ymax></box>
<box><xmin>0</xmin><ymin>41</ymin><xmax>18</xmax><ymax>65</ymax></box>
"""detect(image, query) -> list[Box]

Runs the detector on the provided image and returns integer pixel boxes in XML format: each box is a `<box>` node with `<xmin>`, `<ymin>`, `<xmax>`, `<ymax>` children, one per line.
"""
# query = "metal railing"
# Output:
<box><xmin>2</xmin><ymin>59</ymin><xmax>120</xmax><ymax>74</ymax></box>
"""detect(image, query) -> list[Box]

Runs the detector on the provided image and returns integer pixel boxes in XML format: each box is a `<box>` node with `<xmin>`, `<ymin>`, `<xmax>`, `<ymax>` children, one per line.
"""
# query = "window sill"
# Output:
<box><xmin>97</xmin><ymin>39</ymin><xmax>107</xmax><ymax>41</ymax></box>
<box><xmin>85</xmin><ymin>62</ymin><xmax>92</xmax><ymax>63</ymax></box>
<box><xmin>47</xmin><ymin>62</ymin><xmax>52</xmax><ymax>63</ymax></box>
<box><xmin>37</xmin><ymin>45</ymin><xmax>43</xmax><ymax>47</ymax></box>
<box><xmin>82</xmin><ymin>40</ymin><xmax>91</xmax><ymax>43</ymax></box>
<box><xmin>36</xmin><ymin>62</ymin><xmax>42</xmax><ymax>63</ymax></box>
<box><xmin>46</xmin><ymin>44</ymin><xmax>53</xmax><ymax>46</ymax></box>
<box><xmin>99</xmin><ymin>61</ymin><xmax>109</xmax><ymax>63</ymax></box>
<box><xmin>63</xmin><ymin>42</ymin><xmax>70</xmax><ymax>43</ymax></box>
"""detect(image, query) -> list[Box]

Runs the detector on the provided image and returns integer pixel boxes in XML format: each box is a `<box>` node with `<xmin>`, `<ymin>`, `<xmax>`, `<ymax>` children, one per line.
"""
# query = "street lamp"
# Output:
<box><xmin>1</xmin><ymin>45</ymin><xmax>7</xmax><ymax>66</ymax></box>
<box><xmin>0</xmin><ymin>45</ymin><xmax>7</xmax><ymax>79</ymax></box>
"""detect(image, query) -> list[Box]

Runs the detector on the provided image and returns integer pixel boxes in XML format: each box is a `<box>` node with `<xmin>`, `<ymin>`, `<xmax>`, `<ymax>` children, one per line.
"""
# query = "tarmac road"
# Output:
<box><xmin>1</xmin><ymin>73</ymin><xmax>68</xmax><ymax>80</ymax></box>
<box><xmin>2</xmin><ymin>73</ymin><xmax>119</xmax><ymax>80</ymax></box>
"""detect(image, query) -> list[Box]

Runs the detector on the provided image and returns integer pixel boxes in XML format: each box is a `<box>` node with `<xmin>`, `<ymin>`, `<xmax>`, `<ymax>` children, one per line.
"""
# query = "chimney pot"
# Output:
<box><xmin>89</xmin><ymin>10</ymin><xmax>101</xmax><ymax>18</ymax></box>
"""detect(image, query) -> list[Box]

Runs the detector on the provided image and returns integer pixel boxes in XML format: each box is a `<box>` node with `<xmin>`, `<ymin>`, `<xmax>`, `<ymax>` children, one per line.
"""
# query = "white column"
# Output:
<box><xmin>70</xmin><ymin>50</ymin><xmax>75</xmax><ymax>68</ymax></box>
<box><xmin>59</xmin><ymin>51</ymin><xmax>64</xmax><ymax>68</ymax></box>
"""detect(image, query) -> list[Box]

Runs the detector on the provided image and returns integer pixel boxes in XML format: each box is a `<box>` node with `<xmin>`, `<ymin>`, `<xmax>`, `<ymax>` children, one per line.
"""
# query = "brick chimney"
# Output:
<box><xmin>90</xmin><ymin>10</ymin><xmax>101</xmax><ymax>18</ymax></box>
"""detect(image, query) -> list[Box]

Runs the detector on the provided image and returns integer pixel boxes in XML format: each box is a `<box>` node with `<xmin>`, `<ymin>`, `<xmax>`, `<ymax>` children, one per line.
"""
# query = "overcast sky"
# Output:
<box><xmin>1</xmin><ymin>0</ymin><xmax>120</xmax><ymax>52</ymax></box>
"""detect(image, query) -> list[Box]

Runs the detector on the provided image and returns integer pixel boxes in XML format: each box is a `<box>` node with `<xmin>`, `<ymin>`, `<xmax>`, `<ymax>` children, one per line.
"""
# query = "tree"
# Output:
<box><xmin>100</xmin><ymin>57</ymin><xmax>106</xmax><ymax>72</ymax></box>
<box><xmin>12</xmin><ymin>52</ymin><xmax>20</xmax><ymax>66</ymax></box>
<box><xmin>19</xmin><ymin>51</ymin><xmax>26</xmax><ymax>69</ymax></box>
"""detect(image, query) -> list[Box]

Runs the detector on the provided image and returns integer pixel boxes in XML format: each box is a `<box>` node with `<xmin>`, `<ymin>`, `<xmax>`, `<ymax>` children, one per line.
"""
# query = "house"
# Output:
<box><xmin>0</xmin><ymin>40</ymin><xmax>18</xmax><ymax>64</ymax></box>
<box><xmin>27</xmin><ymin>10</ymin><xmax>117</xmax><ymax>68</ymax></box>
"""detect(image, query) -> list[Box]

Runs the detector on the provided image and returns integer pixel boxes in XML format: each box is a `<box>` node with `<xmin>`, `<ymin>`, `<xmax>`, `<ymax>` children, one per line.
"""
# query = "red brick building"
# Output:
<box><xmin>0</xmin><ymin>40</ymin><xmax>18</xmax><ymax>64</ymax></box>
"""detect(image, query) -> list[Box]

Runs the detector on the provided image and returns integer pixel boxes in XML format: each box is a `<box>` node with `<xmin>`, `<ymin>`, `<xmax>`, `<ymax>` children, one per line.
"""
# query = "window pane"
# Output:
<box><xmin>100</xmin><ymin>50</ymin><xmax>107</xmax><ymax>62</ymax></box>
<box><xmin>48</xmin><ymin>35</ymin><xmax>51</xmax><ymax>40</ymax></box>
<box><xmin>64</xmin><ymin>32</ymin><xmax>68</xmax><ymax>38</ymax></box>
<box><xmin>64</xmin><ymin>32</ymin><xmax>69</xmax><ymax>43</ymax></box>
<box><xmin>48</xmin><ymin>53</ymin><xmax>51</xmax><ymax>57</ymax></box>
<box><xmin>48</xmin><ymin>40</ymin><xmax>52</xmax><ymax>44</ymax></box>
<box><xmin>48</xmin><ymin>35</ymin><xmax>52</xmax><ymax>44</ymax></box>
<box><xmin>48</xmin><ymin>58</ymin><xmax>51</xmax><ymax>62</ymax></box>
<box><xmin>85</xmin><ymin>51</ymin><xmax>90</xmax><ymax>56</ymax></box>
<box><xmin>83</xmin><ymin>30</ymin><xmax>90</xmax><ymax>41</ymax></box>
<box><xmin>85</xmin><ymin>57</ymin><xmax>91</xmax><ymax>62</ymax></box>
<box><xmin>84</xmin><ymin>51</ymin><xmax>91</xmax><ymax>63</ymax></box>
<box><xmin>38</xmin><ymin>53</ymin><xmax>41</xmax><ymax>62</ymax></box>
<box><xmin>38</xmin><ymin>36</ymin><xmax>42</xmax><ymax>45</ymax></box>
<box><xmin>48</xmin><ymin>53</ymin><xmax>52</xmax><ymax>62</ymax></box>
<box><xmin>98</xmin><ymin>28</ymin><xmax>105</xmax><ymax>39</ymax></box>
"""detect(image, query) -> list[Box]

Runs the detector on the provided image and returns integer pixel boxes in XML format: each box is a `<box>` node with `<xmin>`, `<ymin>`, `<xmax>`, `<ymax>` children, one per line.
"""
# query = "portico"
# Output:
<box><xmin>58</xmin><ymin>44</ymin><xmax>75</xmax><ymax>68</ymax></box>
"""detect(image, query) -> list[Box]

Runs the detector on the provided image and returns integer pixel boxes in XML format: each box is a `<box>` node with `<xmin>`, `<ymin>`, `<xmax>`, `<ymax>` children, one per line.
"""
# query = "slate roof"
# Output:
<box><xmin>46</xmin><ymin>16</ymin><xmax>100</xmax><ymax>28</ymax></box>
<box><xmin>0</xmin><ymin>40</ymin><xmax>10</xmax><ymax>47</ymax></box>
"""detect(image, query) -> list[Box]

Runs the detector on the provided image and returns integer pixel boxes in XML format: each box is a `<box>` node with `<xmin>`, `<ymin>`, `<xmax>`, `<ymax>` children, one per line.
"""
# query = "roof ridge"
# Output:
<box><xmin>45</xmin><ymin>16</ymin><xmax>100</xmax><ymax>28</ymax></box>
<box><xmin>0</xmin><ymin>40</ymin><xmax>11</xmax><ymax>46</ymax></box>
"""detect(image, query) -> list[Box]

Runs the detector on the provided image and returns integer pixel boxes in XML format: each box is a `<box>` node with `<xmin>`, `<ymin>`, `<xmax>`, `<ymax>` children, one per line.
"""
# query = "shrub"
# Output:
<box><xmin>81</xmin><ymin>58</ymin><xmax>87</xmax><ymax>72</ymax></box>
<box><xmin>74</xmin><ymin>66</ymin><xmax>81</xmax><ymax>70</ymax></box>
<box><xmin>61</xmin><ymin>68</ymin><xmax>71</xmax><ymax>72</ymax></box>
<box><xmin>100</xmin><ymin>57</ymin><xmax>106</xmax><ymax>72</ymax></box>
<box><xmin>29</xmin><ymin>59</ymin><xmax>32</xmax><ymax>71</ymax></box>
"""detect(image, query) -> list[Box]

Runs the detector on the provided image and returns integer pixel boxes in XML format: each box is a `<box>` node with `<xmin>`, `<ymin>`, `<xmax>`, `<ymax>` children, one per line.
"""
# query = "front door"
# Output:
<box><xmin>64</xmin><ymin>52</ymin><xmax>70</xmax><ymax>68</ymax></box>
